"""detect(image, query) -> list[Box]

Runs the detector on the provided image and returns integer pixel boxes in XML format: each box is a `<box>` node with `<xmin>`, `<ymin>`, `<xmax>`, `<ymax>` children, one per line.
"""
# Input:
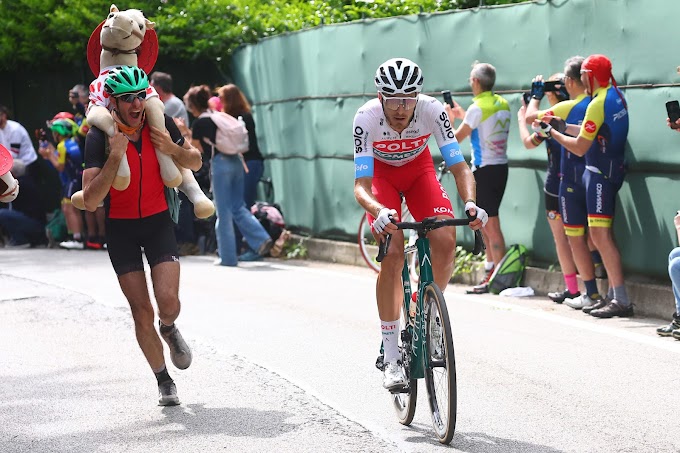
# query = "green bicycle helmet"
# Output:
<box><xmin>49</xmin><ymin>119</ymin><xmax>75</xmax><ymax>137</ymax></box>
<box><xmin>104</xmin><ymin>65</ymin><xmax>149</xmax><ymax>96</ymax></box>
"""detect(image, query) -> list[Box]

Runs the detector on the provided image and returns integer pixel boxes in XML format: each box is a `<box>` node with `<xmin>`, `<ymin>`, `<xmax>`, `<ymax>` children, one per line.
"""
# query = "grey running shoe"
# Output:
<box><xmin>657</xmin><ymin>313</ymin><xmax>680</xmax><ymax>337</ymax></box>
<box><xmin>158</xmin><ymin>380</ymin><xmax>180</xmax><ymax>406</ymax></box>
<box><xmin>564</xmin><ymin>294</ymin><xmax>597</xmax><ymax>310</ymax></box>
<box><xmin>582</xmin><ymin>297</ymin><xmax>608</xmax><ymax>314</ymax></box>
<box><xmin>160</xmin><ymin>322</ymin><xmax>193</xmax><ymax>370</ymax></box>
<box><xmin>383</xmin><ymin>359</ymin><xmax>407</xmax><ymax>390</ymax></box>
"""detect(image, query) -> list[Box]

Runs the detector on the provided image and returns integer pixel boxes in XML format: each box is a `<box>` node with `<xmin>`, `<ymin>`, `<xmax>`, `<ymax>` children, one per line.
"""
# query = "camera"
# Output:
<box><xmin>34</xmin><ymin>128</ymin><xmax>48</xmax><ymax>142</ymax></box>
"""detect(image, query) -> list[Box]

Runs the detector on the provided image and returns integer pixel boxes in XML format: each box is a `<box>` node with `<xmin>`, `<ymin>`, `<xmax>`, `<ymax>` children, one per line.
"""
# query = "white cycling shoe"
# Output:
<box><xmin>564</xmin><ymin>294</ymin><xmax>596</xmax><ymax>310</ymax></box>
<box><xmin>383</xmin><ymin>360</ymin><xmax>407</xmax><ymax>390</ymax></box>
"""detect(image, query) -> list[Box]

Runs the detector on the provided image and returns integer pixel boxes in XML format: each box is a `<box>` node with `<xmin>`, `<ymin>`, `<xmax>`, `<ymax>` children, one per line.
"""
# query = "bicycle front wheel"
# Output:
<box><xmin>392</xmin><ymin>303</ymin><xmax>417</xmax><ymax>425</ymax></box>
<box><xmin>422</xmin><ymin>283</ymin><xmax>457</xmax><ymax>444</ymax></box>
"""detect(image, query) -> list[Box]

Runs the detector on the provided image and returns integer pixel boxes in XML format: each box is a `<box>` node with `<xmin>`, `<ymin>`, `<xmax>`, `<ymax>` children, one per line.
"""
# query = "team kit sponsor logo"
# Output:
<box><xmin>373</xmin><ymin>135</ymin><xmax>430</xmax><ymax>161</ymax></box>
<box><xmin>438</xmin><ymin>112</ymin><xmax>455</xmax><ymax>140</ymax></box>
<box><xmin>354</xmin><ymin>126</ymin><xmax>365</xmax><ymax>154</ymax></box>
<box><xmin>584</xmin><ymin>120</ymin><xmax>597</xmax><ymax>134</ymax></box>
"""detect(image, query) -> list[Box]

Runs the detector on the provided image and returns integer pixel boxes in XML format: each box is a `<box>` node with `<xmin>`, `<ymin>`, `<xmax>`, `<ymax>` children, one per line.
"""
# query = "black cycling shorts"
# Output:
<box><xmin>106</xmin><ymin>210</ymin><xmax>179</xmax><ymax>276</ymax></box>
<box><xmin>544</xmin><ymin>191</ymin><xmax>559</xmax><ymax>214</ymax></box>
<box><xmin>473</xmin><ymin>164</ymin><xmax>508</xmax><ymax>217</ymax></box>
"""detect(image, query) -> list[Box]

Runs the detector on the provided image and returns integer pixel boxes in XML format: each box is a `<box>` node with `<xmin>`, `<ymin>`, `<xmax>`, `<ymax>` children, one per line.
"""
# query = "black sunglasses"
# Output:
<box><xmin>116</xmin><ymin>90</ymin><xmax>147</xmax><ymax>103</ymax></box>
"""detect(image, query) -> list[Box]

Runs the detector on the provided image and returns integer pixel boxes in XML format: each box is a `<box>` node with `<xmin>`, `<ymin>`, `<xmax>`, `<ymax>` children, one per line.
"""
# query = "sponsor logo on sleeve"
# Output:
<box><xmin>584</xmin><ymin>120</ymin><xmax>597</xmax><ymax>134</ymax></box>
<box><xmin>439</xmin><ymin>111</ymin><xmax>455</xmax><ymax>139</ymax></box>
<box><xmin>354</xmin><ymin>126</ymin><xmax>364</xmax><ymax>154</ymax></box>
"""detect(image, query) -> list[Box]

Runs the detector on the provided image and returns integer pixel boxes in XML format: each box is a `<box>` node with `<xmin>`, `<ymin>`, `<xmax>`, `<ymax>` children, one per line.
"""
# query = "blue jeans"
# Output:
<box><xmin>244</xmin><ymin>159</ymin><xmax>264</xmax><ymax>210</ymax></box>
<box><xmin>0</xmin><ymin>209</ymin><xmax>44</xmax><ymax>245</ymax></box>
<box><xmin>211</xmin><ymin>154</ymin><xmax>270</xmax><ymax>266</ymax></box>
<box><xmin>669</xmin><ymin>247</ymin><xmax>680</xmax><ymax>314</ymax></box>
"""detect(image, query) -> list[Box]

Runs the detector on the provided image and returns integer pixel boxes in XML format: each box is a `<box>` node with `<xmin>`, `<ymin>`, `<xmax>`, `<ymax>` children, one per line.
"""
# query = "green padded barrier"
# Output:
<box><xmin>234</xmin><ymin>0</ymin><xmax>680</xmax><ymax>277</ymax></box>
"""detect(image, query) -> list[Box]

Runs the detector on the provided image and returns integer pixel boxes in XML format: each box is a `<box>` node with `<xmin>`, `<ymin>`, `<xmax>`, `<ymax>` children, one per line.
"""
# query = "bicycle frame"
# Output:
<box><xmin>402</xmin><ymin>235</ymin><xmax>434</xmax><ymax>380</ymax></box>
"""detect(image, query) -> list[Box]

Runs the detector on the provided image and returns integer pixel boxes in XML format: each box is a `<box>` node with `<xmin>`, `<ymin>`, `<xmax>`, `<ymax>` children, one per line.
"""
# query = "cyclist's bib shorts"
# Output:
<box><xmin>544</xmin><ymin>192</ymin><xmax>560</xmax><ymax>218</ymax></box>
<box><xmin>368</xmin><ymin>151</ymin><xmax>454</xmax><ymax>225</ymax></box>
<box><xmin>106</xmin><ymin>210</ymin><xmax>179</xmax><ymax>276</ymax></box>
<box><xmin>559</xmin><ymin>178</ymin><xmax>588</xmax><ymax>236</ymax></box>
<box><xmin>584</xmin><ymin>168</ymin><xmax>622</xmax><ymax>228</ymax></box>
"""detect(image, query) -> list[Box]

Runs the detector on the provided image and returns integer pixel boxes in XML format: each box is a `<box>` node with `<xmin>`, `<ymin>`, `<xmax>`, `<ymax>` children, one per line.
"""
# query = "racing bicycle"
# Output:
<box><xmin>375</xmin><ymin>214</ymin><xmax>484</xmax><ymax>444</ymax></box>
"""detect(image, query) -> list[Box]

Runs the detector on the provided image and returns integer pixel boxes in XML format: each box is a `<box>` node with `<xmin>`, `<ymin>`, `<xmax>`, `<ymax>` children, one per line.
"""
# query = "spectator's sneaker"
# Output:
<box><xmin>257</xmin><ymin>238</ymin><xmax>274</xmax><ymax>256</ymax></box>
<box><xmin>466</xmin><ymin>267</ymin><xmax>494</xmax><ymax>294</ymax></box>
<box><xmin>564</xmin><ymin>294</ymin><xmax>598</xmax><ymax>310</ymax></box>
<box><xmin>158</xmin><ymin>379</ymin><xmax>180</xmax><ymax>406</ymax></box>
<box><xmin>85</xmin><ymin>240</ymin><xmax>102</xmax><ymax>250</ymax></box>
<box><xmin>657</xmin><ymin>313</ymin><xmax>680</xmax><ymax>337</ymax></box>
<box><xmin>59</xmin><ymin>240</ymin><xmax>85</xmax><ymax>250</ymax></box>
<box><xmin>159</xmin><ymin>322</ymin><xmax>193</xmax><ymax>370</ymax></box>
<box><xmin>383</xmin><ymin>359</ymin><xmax>407</xmax><ymax>390</ymax></box>
<box><xmin>589</xmin><ymin>299</ymin><xmax>634</xmax><ymax>318</ymax></box>
<box><xmin>672</xmin><ymin>329</ymin><xmax>680</xmax><ymax>341</ymax></box>
<box><xmin>238</xmin><ymin>250</ymin><xmax>263</xmax><ymax>262</ymax></box>
<box><xmin>548</xmin><ymin>289</ymin><xmax>580</xmax><ymax>304</ymax></box>
<box><xmin>582</xmin><ymin>297</ymin><xmax>608</xmax><ymax>314</ymax></box>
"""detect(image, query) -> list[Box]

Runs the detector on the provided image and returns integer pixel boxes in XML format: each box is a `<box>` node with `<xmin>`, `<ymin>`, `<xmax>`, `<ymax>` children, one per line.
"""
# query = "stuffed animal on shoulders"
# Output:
<box><xmin>71</xmin><ymin>4</ymin><xmax>214</xmax><ymax>219</ymax></box>
<box><xmin>0</xmin><ymin>144</ymin><xmax>19</xmax><ymax>203</ymax></box>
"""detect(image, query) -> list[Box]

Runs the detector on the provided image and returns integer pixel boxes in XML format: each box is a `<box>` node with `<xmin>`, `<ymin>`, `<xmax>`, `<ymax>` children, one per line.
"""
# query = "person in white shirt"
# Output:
<box><xmin>0</xmin><ymin>105</ymin><xmax>37</xmax><ymax>167</ymax></box>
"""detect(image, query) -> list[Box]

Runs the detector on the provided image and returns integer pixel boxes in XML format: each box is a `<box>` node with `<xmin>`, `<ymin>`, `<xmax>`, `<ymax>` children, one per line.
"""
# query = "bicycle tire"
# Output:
<box><xmin>392</xmin><ymin>302</ymin><xmax>418</xmax><ymax>425</ymax></box>
<box><xmin>422</xmin><ymin>283</ymin><xmax>457</xmax><ymax>444</ymax></box>
<box><xmin>358</xmin><ymin>213</ymin><xmax>381</xmax><ymax>273</ymax></box>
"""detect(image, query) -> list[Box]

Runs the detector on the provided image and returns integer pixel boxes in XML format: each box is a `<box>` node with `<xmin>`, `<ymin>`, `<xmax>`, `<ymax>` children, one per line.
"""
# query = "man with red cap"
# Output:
<box><xmin>534</xmin><ymin>54</ymin><xmax>630</xmax><ymax>318</ymax></box>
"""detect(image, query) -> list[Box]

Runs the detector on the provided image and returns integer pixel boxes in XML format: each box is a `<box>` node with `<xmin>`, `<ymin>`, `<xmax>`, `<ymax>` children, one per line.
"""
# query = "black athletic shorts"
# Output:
<box><xmin>473</xmin><ymin>164</ymin><xmax>508</xmax><ymax>217</ymax></box>
<box><xmin>106</xmin><ymin>210</ymin><xmax>179</xmax><ymax>276</ymax></box>
<box><xmin>544</xmin><ymin>191</ymin><xmax>559</xmax><ymax>214</ymax></box>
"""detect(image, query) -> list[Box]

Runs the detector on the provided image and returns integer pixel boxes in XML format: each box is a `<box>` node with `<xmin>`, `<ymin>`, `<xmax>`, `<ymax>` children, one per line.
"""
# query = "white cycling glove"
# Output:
<box><xmin>372</xmin><ymin>208</ymin><xmax>396</xmax><ymax>234</ymax></box>
<box><xmin>465</xmin><ymin>201</ymin><xmax>488</xmax><ymax>227</ymax></box>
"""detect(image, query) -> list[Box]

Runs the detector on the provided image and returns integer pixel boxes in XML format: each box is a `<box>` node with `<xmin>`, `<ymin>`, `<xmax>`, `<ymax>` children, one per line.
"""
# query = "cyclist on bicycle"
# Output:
<box><xmin>353</xmin><ymin>58</ymin><xmax>488</xmax><ymax>390</ymax></box>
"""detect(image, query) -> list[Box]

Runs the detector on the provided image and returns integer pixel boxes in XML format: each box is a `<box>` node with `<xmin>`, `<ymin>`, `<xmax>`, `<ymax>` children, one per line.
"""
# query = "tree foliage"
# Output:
<box><xmin>0</xmin><ymin>0</ymin><xmax>526</xmax><ymax>71</ymax></box>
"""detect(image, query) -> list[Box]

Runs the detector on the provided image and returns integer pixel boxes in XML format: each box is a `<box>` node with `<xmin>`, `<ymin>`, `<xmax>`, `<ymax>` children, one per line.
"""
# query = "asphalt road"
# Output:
<box><xmin>1</xmin><ymin>248</ymin><xmax>679</xmax><ymax>453</ymax></box>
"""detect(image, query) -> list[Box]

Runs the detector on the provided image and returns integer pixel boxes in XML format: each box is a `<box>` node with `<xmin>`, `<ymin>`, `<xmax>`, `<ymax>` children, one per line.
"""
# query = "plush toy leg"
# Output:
<box><xmin>146</xmin><ymin>97</ymin><xmax>182</xmax><ymax>188</ymax></box>
<box><xmin>178</xmin><ymin>167</ymin><xmax>215</xmax><ymax>219</ymax></box>
<box><xmin>71</xmin><ymin>191</ymin><xmax>85</xmax><ymax>210</ymax></box>
<box><xmin>0</xmin><ymin>172</ymin><xmax>18</xmax><ymax>203</ymax></box>
<box><xmin>87</xmin><ymin>105</ymin><xmax>131</xmax><ymax>191</ymax></box>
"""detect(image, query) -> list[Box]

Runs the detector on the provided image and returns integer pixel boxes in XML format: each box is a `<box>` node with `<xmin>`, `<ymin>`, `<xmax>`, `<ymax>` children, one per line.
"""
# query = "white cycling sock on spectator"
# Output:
<box><xmin>73</xmin><ymin>233</ymin><xmax>82</xmax><ymax>241</ymax></box>
<box><xmin>484</xmin><ymin>261</ymin><xmax>495</xmax><ymax>271</ymax></box>
<box><xmin>381</xmin><ymin>320</ymin><xmax>400</xmax><ymax>363</ymax></box>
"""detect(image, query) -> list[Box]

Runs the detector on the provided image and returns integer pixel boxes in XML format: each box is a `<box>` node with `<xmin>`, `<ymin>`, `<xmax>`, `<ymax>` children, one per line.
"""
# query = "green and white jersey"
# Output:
<box><xmin>462</xmin><ymin>91</ymin><xmax>511</xmax><ymax>170</ymax></box>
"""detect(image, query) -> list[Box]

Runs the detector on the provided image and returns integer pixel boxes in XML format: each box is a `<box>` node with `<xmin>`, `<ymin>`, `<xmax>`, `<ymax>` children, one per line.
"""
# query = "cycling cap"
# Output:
<box><xmin>582</xmin><ymin>54</ymin><xmax>613</xmax><ymax>87</ymax></box>
<box><xmin>52</xmin><ymin>111</ymin><xmax>75</xmax><ymax>121</ymax></box>
<box><xmin>49</xmin><ymin>119</ymin><xmax>75</xmax><ymax>137</ymax></box>
<box><xmin>104</xmin><ymin>66</ymin><xmax>150</xmax><ymax>96</ymax></box>
<box><xmin>374</xmin><ymin>58</ymin><xmax>424</xmax><ymax>95</ymax></box>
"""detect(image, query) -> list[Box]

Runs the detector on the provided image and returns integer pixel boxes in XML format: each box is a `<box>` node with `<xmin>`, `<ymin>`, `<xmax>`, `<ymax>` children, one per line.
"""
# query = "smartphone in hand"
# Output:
<box><xmin>666</xmin><ymin>100</ymin><xmax>680</xmax><ymax>129</ymax></box>
<box><xmin>442</xmin><ymin>90</ymin><xmax>454</xmax><ymax>108</ymax></box>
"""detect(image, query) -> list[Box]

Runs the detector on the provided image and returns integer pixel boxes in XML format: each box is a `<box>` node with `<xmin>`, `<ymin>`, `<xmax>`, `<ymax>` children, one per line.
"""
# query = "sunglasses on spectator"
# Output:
<box><xmin>382</xmin><ymin>96</ymin><xmax>418</xmax><ymax>111</ymax></box>
<box><xmin>115</xmin><ymin>90</ymin><xmax>147</xmax><ymax>103</ymax></box>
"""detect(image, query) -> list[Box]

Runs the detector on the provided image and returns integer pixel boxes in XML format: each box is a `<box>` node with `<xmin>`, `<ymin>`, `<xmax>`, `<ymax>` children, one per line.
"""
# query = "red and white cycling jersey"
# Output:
<box><xmin>353</xmin><ymin>94</ymin><xmax>463</xmax><ymax>178</ymax></box>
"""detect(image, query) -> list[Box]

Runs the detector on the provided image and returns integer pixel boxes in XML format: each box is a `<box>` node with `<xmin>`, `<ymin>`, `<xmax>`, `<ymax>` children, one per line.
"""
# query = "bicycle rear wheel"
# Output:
<box><xmin>422</xmin><ymin>283</ymin><xmax>457</xmax><ymax>444</ymax></box>
<box><xmin>392</xmin><ymin>304</ymin><xmax>417</xmax><ymax>425</ymax></box>
<box><xmin>358</xmin><ymin>213</ymin><xmax>380</xmax><ymax>273</ymax></box>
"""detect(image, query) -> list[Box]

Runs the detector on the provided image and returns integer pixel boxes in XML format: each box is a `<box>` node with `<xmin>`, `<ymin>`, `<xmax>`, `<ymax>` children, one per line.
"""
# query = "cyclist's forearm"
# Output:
<box><xmin>354</xmin><ymin>178</ymin><xmax>383</xmax><ymax>217</ymax></box>
<box><xmin>449</xmin><ymin>163</ymin><xmax>476</xmax><ymax>204</ymax></box>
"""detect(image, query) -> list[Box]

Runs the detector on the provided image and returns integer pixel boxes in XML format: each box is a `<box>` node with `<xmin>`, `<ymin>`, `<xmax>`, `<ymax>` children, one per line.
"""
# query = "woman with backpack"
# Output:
<box><xmin>183</xmin><ymin>85</ymin><xmax>272</xmax><ymax>266</ymax></box>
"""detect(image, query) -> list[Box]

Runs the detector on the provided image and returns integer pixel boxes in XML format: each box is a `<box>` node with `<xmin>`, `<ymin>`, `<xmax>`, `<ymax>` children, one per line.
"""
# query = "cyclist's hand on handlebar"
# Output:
<box><xmin>372</xmin><ymin>208</ymin><xmax>398</xmax><ymax>236</ymax></box>
<box><xmin>465</xmin><ymin>201</ymin><xmax>488</xmax><ymax>229</ymax></box>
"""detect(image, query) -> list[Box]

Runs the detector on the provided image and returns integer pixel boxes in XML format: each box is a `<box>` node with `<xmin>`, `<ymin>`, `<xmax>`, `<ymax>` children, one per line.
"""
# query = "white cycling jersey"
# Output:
<box><xmin>353</xmin><ymin>94</ymin><xmax>464</xmax><ymax>179</ymax></box>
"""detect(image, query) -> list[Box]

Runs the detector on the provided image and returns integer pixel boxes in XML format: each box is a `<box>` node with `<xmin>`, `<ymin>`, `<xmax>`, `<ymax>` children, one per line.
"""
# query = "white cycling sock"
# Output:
<box><xmin>484</xmin><ymin>261</ymin><xmax>495</xmax><ymax>271</ymax></box>
<box><xmin>381</xmin><ymin>320</ymin><xmax>400</xmax><ymax>363</ymax></box>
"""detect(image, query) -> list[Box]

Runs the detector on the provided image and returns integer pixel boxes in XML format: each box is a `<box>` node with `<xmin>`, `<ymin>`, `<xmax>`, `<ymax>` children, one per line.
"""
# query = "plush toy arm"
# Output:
<box><xmin>87</xmin><ymin>105</ymin><xmax>130</xmax><ymax>191</ymax></box>
<box><xmin>146</xmin><ymin>97</ymin><xmax>182</xmax><ymax>188</ymax></box>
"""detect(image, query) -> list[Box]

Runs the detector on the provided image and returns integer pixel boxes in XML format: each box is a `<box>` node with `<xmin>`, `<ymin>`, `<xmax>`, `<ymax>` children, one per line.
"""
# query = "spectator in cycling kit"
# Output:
<box><xmin>353</xmin><ymin>58</ymin><xmax>488</xmax><ymax>391</ymax></box>
<box><xmin>82</xmin><ymin>66</ymin><xmax>202</xmax><ymax>406</ymax></box>
<box><xmin>37</xmin><ymin>119</ymin><xmax>85</xmax><ymax>250</ymax></box>
<box><xmin>524</xmin><ymin>56</ymin><xmax>607</xmax><ymax>311</ymax></box>
<box><xmin>537</xmin><ymin>54</ymin><xmax>631</xmax><ymax>318</ymax></box>
<box><xmin>517</xmin><ymin>70</ymin><xmax>581</xmax><ymax>305</ymax></box>
<box><xmin>445</xmin><ymin>62</ymin><xmax>510</xmax><ymax>294</ymax></box>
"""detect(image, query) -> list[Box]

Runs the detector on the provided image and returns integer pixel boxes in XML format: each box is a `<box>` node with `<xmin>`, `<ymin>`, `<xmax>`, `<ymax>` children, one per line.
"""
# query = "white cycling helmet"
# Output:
<box><xmin>374</xmin><ymin>58</ymin><xmax>424</xmax><ymax>95</ymax></box>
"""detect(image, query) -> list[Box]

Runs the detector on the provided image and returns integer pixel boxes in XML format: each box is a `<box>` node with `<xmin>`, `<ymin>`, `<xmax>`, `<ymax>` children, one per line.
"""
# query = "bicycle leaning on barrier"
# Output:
<box><xmin>375</xmin><ymin>213</ymin><xmax>485</xmax><ymax>444</ymax></box>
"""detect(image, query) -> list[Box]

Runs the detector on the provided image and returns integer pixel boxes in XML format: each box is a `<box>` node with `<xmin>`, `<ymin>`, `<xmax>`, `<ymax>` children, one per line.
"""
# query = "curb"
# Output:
<box><xmin>293</xmin><ymin>234</ymin><xmax>673</xmax><ymax>320</ymax></box>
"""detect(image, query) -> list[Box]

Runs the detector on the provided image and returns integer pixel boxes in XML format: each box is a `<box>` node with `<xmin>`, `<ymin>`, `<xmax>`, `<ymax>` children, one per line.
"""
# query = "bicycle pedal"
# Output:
<box><xmin>389</xmin><ymin>385</ymin><xmax>410</xmax><ymax>394</ymax></box>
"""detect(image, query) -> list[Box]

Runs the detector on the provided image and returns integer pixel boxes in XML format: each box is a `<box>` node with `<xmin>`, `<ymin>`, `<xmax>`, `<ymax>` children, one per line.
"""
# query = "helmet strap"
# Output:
<box><xmin>112</xmin><ymin>100</ymin><xmax>145</xmax><ymax>136</ymax></box>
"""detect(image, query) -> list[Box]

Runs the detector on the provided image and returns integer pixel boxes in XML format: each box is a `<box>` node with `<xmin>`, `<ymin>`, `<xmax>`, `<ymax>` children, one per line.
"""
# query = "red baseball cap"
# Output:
<box><xmin>86</xmin><ymin>21</ymin><xmax>159</xmax><ymax>77</ymax></box>
<box><xmin>582</xmin><ymin>54</ymin><xmax>613</xmax><ymax>87</ymax></box>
